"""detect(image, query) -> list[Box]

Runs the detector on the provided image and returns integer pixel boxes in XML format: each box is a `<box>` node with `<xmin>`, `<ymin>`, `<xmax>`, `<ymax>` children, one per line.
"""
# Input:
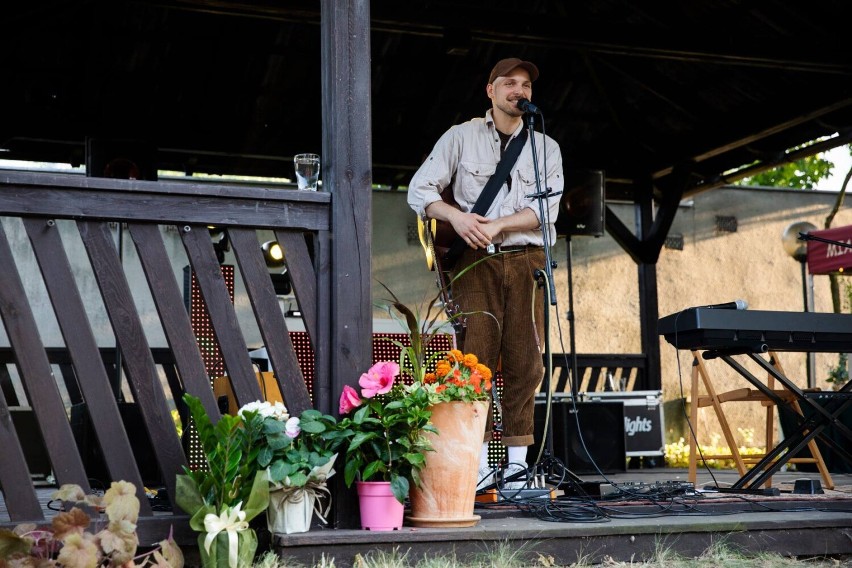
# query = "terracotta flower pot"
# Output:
<box><xmin>408</xmin><ymin>400</ymin><xmax>488</xmax><ymax>527</ymax></box>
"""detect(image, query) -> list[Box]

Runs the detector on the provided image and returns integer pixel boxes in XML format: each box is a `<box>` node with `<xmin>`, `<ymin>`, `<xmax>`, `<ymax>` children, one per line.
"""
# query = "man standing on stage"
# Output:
<box><xmin>407</xmin><ymin>57</ymin><xmax>564</xmax><ymax>487</ymax></box>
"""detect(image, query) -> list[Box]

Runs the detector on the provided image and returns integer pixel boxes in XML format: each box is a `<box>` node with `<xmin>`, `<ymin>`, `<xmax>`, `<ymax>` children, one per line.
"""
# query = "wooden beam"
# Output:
<box><xmin>322</xmin><ymin>0</ymin><xmax>373</xmax><ymax>529</ymax></box>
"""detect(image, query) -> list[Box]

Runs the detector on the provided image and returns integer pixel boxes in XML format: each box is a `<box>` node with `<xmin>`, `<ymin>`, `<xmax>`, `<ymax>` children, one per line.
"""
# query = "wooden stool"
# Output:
<box><xmin>688</xmin><ymin>350</ymin><xmax>833</xmax><ymax>489</ymax></box>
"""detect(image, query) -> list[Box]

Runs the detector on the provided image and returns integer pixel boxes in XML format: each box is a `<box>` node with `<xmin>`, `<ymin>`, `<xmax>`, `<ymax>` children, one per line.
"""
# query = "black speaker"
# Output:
<box><xmin>554</xmin><ymin>169</ymin><xmax>605</xmax><ymax>237</ymax></box>
<box><xmin>532</xmin><ymin>398</ymin><xmax>626</xmax><ymax>474</ymax></box>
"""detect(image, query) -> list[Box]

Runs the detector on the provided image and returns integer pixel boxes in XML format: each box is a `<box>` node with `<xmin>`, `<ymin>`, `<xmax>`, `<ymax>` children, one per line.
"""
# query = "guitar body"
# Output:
<box><xmin>416</xmin><ymin>190</ymin><xmax>466</xmax><ymax>338</ymax></box>
<box><xmin>419</xmin><ymin>189</ymin><xmax>462</xmax><ymax>271</ymax></box>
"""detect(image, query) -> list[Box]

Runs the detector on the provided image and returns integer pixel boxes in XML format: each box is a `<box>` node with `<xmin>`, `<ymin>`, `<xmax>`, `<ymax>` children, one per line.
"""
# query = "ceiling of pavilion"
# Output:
<box><xmin>3</xmin><ymin>0</ymin><xmax>852</xmax><ymax>200</ymax></box>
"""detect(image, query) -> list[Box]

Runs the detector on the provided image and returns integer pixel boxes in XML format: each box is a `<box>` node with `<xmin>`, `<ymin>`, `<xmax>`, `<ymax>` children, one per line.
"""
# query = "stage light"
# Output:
<box><xmin>262</xmin><ymin>240</ymin><xmax>285</xmax><ymax>267</ymax></box>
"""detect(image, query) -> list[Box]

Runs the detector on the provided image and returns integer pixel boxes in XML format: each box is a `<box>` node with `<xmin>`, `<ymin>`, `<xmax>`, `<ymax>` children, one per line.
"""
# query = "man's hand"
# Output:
<box><xmin>425</xmin><ymin>201</ymin><xmax>540</xmax><ymax>250</ymax></box>
<box><xmin>426</xmin><ymin>201</ymin><xmax>493</xmax><ymax>249</ymax></box>
<box><xmin>448</xmin><ymin>210</ymin><xmax>493</xmax><ymax>249</ymax></box>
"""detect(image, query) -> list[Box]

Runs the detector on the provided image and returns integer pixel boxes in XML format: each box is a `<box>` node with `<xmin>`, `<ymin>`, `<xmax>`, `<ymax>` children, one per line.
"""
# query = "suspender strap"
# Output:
<box><xmin>442</xmin><ymin>127</ymin><xmax>529</xmax><ymax>266</ymax></box>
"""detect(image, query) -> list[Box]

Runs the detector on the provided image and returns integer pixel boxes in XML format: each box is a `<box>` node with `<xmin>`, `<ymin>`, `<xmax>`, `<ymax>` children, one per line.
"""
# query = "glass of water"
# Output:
<box><xmin>294</xmin><ymin>153</ymin><xmax>320</xmax><ymax>190</ymax></box>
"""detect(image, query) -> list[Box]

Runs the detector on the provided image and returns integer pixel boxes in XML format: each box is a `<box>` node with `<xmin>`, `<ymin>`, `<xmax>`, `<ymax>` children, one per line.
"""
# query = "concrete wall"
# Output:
<box><xmin>376</xmin><ymin>186</ymin><xmax>852</xmax><ymax>446</ymax></box>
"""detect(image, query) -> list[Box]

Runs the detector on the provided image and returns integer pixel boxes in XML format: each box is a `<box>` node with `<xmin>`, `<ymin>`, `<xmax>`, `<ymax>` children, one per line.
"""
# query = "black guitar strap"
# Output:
<box><xmin>442</xmin><ymin>127</ymin><xmax>529</xmax><ymax>267</ymax></box>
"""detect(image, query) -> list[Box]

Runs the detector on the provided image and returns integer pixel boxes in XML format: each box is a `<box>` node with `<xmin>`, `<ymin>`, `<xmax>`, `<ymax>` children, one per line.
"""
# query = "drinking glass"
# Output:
<box><xmin>294</xmin><ymin>153</ymin><xmax>320</xmax><ymax>191</ymax></box>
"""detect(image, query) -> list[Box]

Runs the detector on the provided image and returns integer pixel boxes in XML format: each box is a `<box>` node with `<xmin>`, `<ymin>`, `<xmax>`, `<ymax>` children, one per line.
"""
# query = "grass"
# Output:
<box><xmin>252</xmin><ymin>540</ymin><xmax>852</xmax><ymax>567</ymax></box>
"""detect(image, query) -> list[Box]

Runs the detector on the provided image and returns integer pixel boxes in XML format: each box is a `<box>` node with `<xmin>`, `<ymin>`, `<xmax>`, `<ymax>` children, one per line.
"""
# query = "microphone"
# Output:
<box><xmin>517</xmin><ymin>98</ymin><xmax>542</xmax><ymax>114</ymax></box>
<box><xmin>698</xmin><ymin>300</ymin><xmax>749</xmax><ymax>310</ymax></box>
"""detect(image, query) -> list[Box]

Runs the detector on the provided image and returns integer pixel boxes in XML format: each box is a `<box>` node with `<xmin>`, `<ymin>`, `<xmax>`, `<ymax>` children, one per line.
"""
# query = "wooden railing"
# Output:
<box><xmin>0</xmin><ymin>171</ymin><xmax>331</xmax><ymax>543</ymax></box>
<box><xmin>543</xmin><ymin>353</ymin><xmax>649</xmax><ymax>394</ymax></box>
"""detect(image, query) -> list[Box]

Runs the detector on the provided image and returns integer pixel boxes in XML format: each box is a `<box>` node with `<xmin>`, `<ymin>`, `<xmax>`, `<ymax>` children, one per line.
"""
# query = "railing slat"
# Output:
<box><xmin>127</xmin><ymin>223</ymin><xmax>222</xmax><ymax>422</ymax></box>
<box><xmin>0</xmin><ymin>219</ymin><xmax>91</xmax><ymax>491</ymax></box>
<box><xmin>77</xmin><ymin>221</ymin><xmax>187</xmax><ymax>509</ymax></box>
<box><xmin>0</xmin><ymin>171</ymin><xmax>330</xmax><ymax>230</ymax></box>
<box><xmin>179</xmin><ymin>226</ymin><xmax>262</xmax><ymax>409</ymax></box>
<box><xmin>0</xmin><ymin>397</ymin><xmax>44</xmax><ymax>521</ymax></box>
<box><xmin>22</xmin><ymin>218</ymin><xmax>151</xmax><ymax>514</ymax></box>
<box><xmin>230</xmin><ymin>228</ymin><xmax>312</xmax><ymax>414</ymax></box>
<box><xmin>275</xmin><ymin>230</ymin><xmax>318</xmax><ymax>344</ymax></box>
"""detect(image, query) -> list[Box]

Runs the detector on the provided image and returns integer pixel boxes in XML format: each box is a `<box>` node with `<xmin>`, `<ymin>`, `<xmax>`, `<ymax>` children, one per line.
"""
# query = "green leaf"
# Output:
<box><xmin>405</xmin><ymin>452</ymin><xmax>426</xmax><ymax>466</ymax></box>
<box><xmin>243</xmin><ymin>470</ymin><xmax>270</xmax><ymax>522</ymax></box>
<box><xmin>353</xmin><ymin>405</ymin><xmax>371</xmax><ymax>423</ymax></box>
<box><xmin>344</xmin><ymin>458</ymin><xmax>360</xmax><ymax>486</ymax></box>
<box><xmin>390</xmin><ymin>475</ymin><xmax>409</xmax><ymax>504</ymax></box>
<box><xmin>362</xmin><ymin>460</ymin><xmax>385</xmax><ymax>481</ymax></box>
<box><xmin>348</xmin><ymin>431</ymin><xmax>376</xmax><ymax>452</ymax></box>
<box><xmin>300</xmin><ymin>419</ymin><xmax>326</xmax><ymax>433</ymax></box>
<box><xmin>258</xmin><ymin>446</ymin><xmax>273</xmax><ymax>468</ymax></box>
<box><xmin>286</xmin><ymin>471</ymin><xmax>308</xmax><ymax>487</ymax></box>
<box><xmin>263</xmin><ymin>420</ymin><xmax>286</xmax><ymax>434</ymax></box>
<box><xmin>268</xmin><ymin>460</ymin><xmax>294</xmax><ymax>482</ymax></box>
<box><xmin>174</xmin><ymin>474</ymin><xmax>206</xmax><ymax>515</ymax></box>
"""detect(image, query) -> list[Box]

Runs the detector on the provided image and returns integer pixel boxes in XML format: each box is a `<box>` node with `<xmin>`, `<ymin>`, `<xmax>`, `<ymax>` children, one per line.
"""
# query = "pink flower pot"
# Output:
<box><xmin>356</xmin><ymin>481</ymin><xmax>404</xmax><ymax>530</ymax></box>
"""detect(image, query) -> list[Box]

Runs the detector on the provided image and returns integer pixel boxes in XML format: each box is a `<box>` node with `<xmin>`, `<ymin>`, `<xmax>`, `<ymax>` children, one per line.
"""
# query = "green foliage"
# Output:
<box><xmin>739</xmin><ymin>153</ymin><xmax>833</xmax><ymax>189</ymax></box>
<box><xmin>178</xmin><ymin>394</ymin><xmax>267</xmax><ymax>511</ymax></box>
<box><xmin>260</xmin><ymin>409</ymin><xmax>347</xmax><ymax>487</ymax></box>
<box><xmin>827</xmin><ymin>353</ymin><xmax>849</xmax><ymax>385</ymax></box>
<box><xmin>338</xmin><ymin>383</ymin><xmax>436</xmax><ymax>503</ymax></box>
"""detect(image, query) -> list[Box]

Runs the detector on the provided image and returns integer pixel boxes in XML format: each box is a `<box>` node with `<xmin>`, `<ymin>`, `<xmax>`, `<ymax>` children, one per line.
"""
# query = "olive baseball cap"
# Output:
<box><xmin>488</xmin><ymin>57</ymin><xmax>539</xmax><ymax>84</ymax></box>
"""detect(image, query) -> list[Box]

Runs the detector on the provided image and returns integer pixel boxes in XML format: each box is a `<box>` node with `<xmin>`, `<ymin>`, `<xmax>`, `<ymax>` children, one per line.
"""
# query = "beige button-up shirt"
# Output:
<box><xmin>407</xmin><ymin>110</ymin><xmax>564</xmax><ymax>247</ymax></box>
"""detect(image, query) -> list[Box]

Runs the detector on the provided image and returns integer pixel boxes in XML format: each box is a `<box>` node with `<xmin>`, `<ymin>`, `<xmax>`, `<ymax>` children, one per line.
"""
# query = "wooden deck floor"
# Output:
<box><xmin>274</xmin><ymin>468</ymin><xmax>852</xmax><ymax>567</ymax></box>
<box><xmin>4</xmin><ymin>469</ymin><xmax>852</xmax><ymax>566</ymax></box>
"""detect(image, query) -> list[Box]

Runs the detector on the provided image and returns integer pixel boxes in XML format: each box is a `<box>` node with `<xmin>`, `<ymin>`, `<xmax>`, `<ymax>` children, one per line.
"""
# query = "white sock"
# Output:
<box><xmin>480</xmin><ymin>443</ymin><xmax>490</xmax><ymax>469</ymax></box>
<box><xmin>507</xmin><ymin>445</ymin><xmax>527</xmax><ymax>467</ymax></box>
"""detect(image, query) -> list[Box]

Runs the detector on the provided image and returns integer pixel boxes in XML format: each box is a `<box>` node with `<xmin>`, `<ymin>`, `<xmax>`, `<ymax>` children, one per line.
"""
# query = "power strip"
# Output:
<box><xmin>475</xmin><ymin>488</ymin><xmax>555</xmax><ymax>502</ymax></box>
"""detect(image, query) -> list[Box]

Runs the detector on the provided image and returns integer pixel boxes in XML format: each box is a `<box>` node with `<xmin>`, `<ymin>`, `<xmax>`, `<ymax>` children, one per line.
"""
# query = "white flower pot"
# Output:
<box><xmin>267</xmin><ymin>489</ymin><xmax>316</xmax><ymax>535</ymax></box>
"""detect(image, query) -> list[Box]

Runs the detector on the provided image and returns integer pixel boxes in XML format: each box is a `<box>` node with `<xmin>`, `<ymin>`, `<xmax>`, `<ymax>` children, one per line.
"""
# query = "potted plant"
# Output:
<box><xmin>407</xmin><ymin>349</ymin><xmax>493</xmax><ymax>527</ymax></box>
<box><xmin>238</xmin><ymin>400</ymin><xmax>345</xmax><ymax>535</ymax></box>
<box><xmin>337</xmin><ymin>360</ymin><xmax>435</xmax><ymax>530</ymax></box>
<box><xmin>175</xmin><ymin>394</ymin><xmax>269</xmax><ymax>568</ymax></box>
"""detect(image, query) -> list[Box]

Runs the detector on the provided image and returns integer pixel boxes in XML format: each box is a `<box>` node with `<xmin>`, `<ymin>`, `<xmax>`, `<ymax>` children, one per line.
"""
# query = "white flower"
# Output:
<box><xmin>238</xmin><ymin>400</ymin><xmax>290</xmax><ymax>421</ymax></box>
<box><xmin>284</xmin><ymin>416</ymin><xmax>301</xmax><ymax>439</ymax></box>
<box><xmin>237</xmin><ymin>400</ymin><xmax>269</xmax><ymax>419</ymax></box>
<box><xmin>265</xmin><ymin>401</ymin><xmax>290</xmax><ymax>421</ymax></box>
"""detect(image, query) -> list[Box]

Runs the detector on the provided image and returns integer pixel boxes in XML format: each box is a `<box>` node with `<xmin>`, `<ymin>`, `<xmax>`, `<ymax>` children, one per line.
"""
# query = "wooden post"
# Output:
<box><xmin>321</xmin><ymin>0</ymin><xmax>373</xmax><ymax>528</ymax></box>
<box><xmin>635</xmin><ymin>179</ymin><xmax>662</xmax><ymax>391</ymax></box>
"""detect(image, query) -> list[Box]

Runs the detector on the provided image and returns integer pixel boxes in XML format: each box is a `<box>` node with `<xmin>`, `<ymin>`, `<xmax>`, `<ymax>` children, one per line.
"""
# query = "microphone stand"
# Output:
<box><xmin>524</xmin><ymin>111</ymin><xmax>582</xmax><ymax>485</ymax></box>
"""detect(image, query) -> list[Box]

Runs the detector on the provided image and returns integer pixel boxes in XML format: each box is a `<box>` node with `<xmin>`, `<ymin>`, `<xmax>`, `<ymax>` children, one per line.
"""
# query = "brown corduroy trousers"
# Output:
<box><xmin>452</xmin><ymin>246</ymin><xmax>546</xmax><ymax>447</ymax></box>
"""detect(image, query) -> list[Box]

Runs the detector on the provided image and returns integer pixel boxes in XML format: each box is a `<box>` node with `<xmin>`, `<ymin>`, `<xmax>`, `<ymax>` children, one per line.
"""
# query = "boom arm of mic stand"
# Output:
<box><xmin>525</xmin><ymin>114</ymin><xmax>557</xmax><ymax>306</ymax></box>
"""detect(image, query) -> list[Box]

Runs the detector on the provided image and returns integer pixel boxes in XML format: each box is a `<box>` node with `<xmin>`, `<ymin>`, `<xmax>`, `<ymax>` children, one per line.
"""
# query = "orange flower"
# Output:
<box><xmin>448</xmin><ymin>349</ymin><xmax>464</xmax><ymax>363</ymax></box>
<box><xmin>436</xmin><ymin>385</ymin><xmax>447</xmax><ymax>393</ymax></box>
<box><xmin>435</xmin><ymin>361</ymin><xmax>451</xmax><ymax>377</ymax></box>
<box><xmin>424</xmin><ymin>372</ymin><xmax>436</xmax><ymax>384</ymax></box>
<box><xmin>475</xmin><ymin>363</ymin><xmax>492</xmax><ymax>381</ymax></box>
<box><xmin>470</xmin><ymin>372</ymin><xmax>481</xmax><ymax>389</ymax></box>
<box><xmin>463</xmin><ymin>353</ymin><xmax>478</xmax><ymax>368</ymax></box>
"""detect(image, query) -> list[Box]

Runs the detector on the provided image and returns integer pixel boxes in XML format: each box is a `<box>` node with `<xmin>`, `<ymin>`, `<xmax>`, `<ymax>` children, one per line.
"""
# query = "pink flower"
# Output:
<box><xmin>339</xmin><ymin>384</ymin><xmax>362</xmax><ymax>414</ymax></box>
<box><xmin>359</xmin><ymin>361</ymin><xmax>398</xmax><ymax>398</ymax></box>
